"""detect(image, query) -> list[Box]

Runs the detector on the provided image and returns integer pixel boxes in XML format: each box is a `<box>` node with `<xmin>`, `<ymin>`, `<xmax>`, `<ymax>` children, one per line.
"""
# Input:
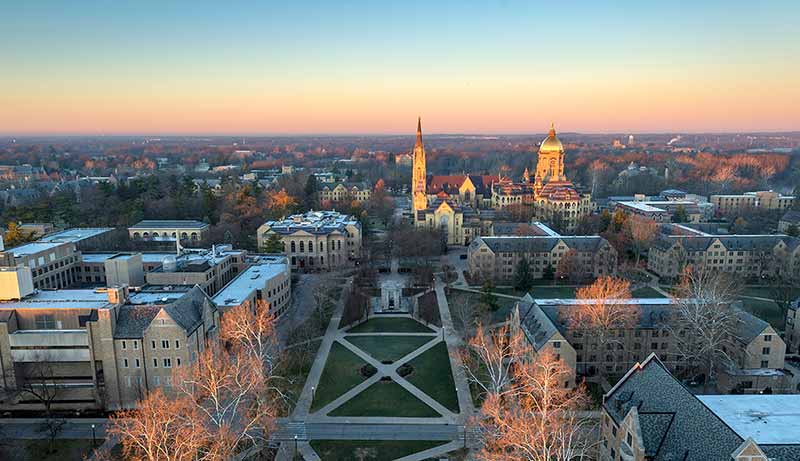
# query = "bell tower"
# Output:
<box><xmin>411</xmin><ymin>117</ymin><xmax>428</xmax><ymax>212</ymax></box>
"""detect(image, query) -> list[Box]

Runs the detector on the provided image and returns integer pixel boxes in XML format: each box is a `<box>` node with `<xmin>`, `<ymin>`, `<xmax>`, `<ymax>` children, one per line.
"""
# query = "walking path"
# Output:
<box><xmin>276</xmin><ymin>271</ymin><xmax>475</xmax><ymax>460</ymax></box>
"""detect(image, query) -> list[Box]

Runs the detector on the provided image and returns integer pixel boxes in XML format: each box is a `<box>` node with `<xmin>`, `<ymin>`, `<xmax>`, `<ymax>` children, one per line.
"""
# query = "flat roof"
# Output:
<box><xmin>8</xmin><ymin>242</ymin><xmax>63</xmax><ymax>257</ymax></box>
<box><xmin>0</xmin><ymin>289</ymin><xmax>111</xmax><ymax>309</ymax></box>
<box><xmin>698</xmin><ymin>395</ymin><xmax>800</xmax><ymax>445</ymax></box>
<box><xmin>130</xmin><ymin>220</ymin><xmax>208</xmax><ymax>229</ymax></box>
<box><xmin>533</xmin><ymin>298</ymin><xmax>674</xmax><ymax>306</ymax></box>
<box><xmin>129</xmin><ymin>291</ymin><xmax>189</xmax><ymax>305</ymax></box>
<box><xmin>81</xmin><ymin>253</ymin><xmax>117</xmax><ymax>263</ymax></box>
<box><xmin>617</xmin><ymin>201</ymin><xmax>667</xmax><ymax>212</ymax></box>
<box><xmin>212</xmin><ymin>263</ymin><xmax>288</xmax><ymax>307</ymax></box>
<box><xmin>39</xmin><ymin>228</ymin><xmax>113</xmax><ymax>243</ymax></box>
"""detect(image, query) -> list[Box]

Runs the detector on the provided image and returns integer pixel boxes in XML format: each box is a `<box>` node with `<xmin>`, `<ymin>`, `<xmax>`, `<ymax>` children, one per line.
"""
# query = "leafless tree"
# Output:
<box><xmin>459</xmin><ymin>321</ymin><xmax>531</xmax><ymax>399</ymax></box>
<box><xmin>477</xmin><ymin>350</ymin><xmax>596</xmax><ymax>461</ymax></box>
<box><xmin>564</xmin><ymin>277</ymin><xmax>638</xmax><ymax>379</ymax></box>
<box><xmin>17</xmin><ymin>355</ymin><xmax>65</xmax><ymax>451</ymax></box>
<box><xmin>626</xmin><ymin>215</ymin><xmax>658</xmax><ymax>266</ymax></box>
<box><xmin>668</xmin><ymin>265</ymin><xmax>742</xmax><ymax>392</ymax></box>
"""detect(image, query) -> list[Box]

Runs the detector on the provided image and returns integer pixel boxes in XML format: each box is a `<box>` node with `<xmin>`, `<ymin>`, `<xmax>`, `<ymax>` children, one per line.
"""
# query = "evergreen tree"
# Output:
<box><xmin>671</xmin><ymin>205</ymin><xmax>688</xmax><ymax>223</ymax></box>
<box><xmin>480</xmin><ymin>281</ymin><xmax>499</xmax><ymax>312</ymax></box>
<box><xmin>261</xmin><ymin>233</ymin><xmax>285</xmax><ymax>253</ymax></box>
<box><xmin>303</xmin><ymin>174</ymin><xmax>318</xmax><ymax>210</ymax></box>
<box><xmin>513</xmin><ymin>257</ymin><xmax>534</xmax><ymax>292</ymax></box>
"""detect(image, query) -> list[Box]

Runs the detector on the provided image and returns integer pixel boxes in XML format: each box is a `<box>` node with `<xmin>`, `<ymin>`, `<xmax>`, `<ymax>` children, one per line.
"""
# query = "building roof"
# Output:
<box><xmin>0</xmin><ymin>289</ymin><xmax>112</xmax><ymax>310</ymax></box>
<box><xmin>38</xmin><ymin>228</ymin><xmax>113</xmax><ymax>243</ymax></box>
<box><xmin>605</xmin><ymin>354</ymin><xmax>800</xmax><ymax>459</ymax></box>
<box><xmin>697</xmin><ymin>395</ymin><xmax>800</xmax><ymax>445</ymax></box>
<box><xmin>7</xmin><ymin>242</ymin><xmax>63</xmax><ymax>257</ymax></box>
<box><xmin>781</xmin><ymin>210</ymin><xmax>800</xmax><ymax>225</ymax></box>
<box><xmin>114</xmin><ymin>286</ymin><xmax>211</xmax><ymax>338</ymax></box>
<box><xmin>212</xmin><ymin>262</ymin><xmax>288</xmax><ymax>308</ymax></box>
<box><xmin>473</xmin><ymin>235</ymin><xmax>609</xmax><ymax>253</ymax></box>
<box><xmin>130</xmin><ymin>220</ymin><xmax>209</xmax><ymax>230</ymax></box>
<box><xmin>652</xmin><ymin>234</ymin><xmax>799</xmax><ymax>253</ymax></box>
<box><xmin>262</xmin><ymin>210</ymin><xmax>360</xmax><ymax>236</ymax></box>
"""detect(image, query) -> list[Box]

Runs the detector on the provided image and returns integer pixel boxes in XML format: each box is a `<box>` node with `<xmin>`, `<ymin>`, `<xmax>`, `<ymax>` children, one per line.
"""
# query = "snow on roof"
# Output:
<box><xmin>533</xmin><ymin>298</ymin><xmax>677</xmax><ymax>305</ymax></box>
<box><xmin>81</xmin><ymin>253</ymin><xmax>118</xmax><ymax>263</ymax></box>
<box><xmin>0</xmin><ymin>289</ymin><xmax>111</xmax><ymax>309</ymax></box>
<box><xmin>140</xmin><ymin>253</ymin><xmax>177</xmax><ymax>263</ymax></box>
<box><xmin>39</xmin><ymin>228</ymin><xmax>113</xmax><ymax>243</ymax></box>
<box><xmin>617</xmin><ymin>201</ymin><xmax>667</xmax><ymax>213</ymax></box>
<box><xmin>212</xmin><ymin>263</ymin><xmax>288</xmax><ymax>307</ymax></box>
<box><xmin>129</xmin><ymin>291</ymin><xmax>189</xmax><ymax>305</ymax></box>
<box><xmin>698</xmin><ymin>395</ymin><xmax>800</xmax><ymax>445</ymax></box>
<box><xmin>130</xmin><ymin>220</ymin><xmax>208</xmax><ymax>229</ymax></box>
<box><xmin>8</xmin><ymin>242</ymin><xmax>62</xmax><ymax>257</ymax></box>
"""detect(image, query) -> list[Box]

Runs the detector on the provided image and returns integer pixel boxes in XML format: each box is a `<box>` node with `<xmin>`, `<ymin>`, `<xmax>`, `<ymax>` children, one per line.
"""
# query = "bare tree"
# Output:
<box><xmin>477</xmin><ymin>350</ymin><xmax>595</xmax><ymax>461</ymax></box>
<box><xmin>668</xmin><ymin>265</ymin><xmax>742</xmax><ymax>392</ymax></box>
<box><xmin>565</xmin><ymin>276</ymin><xmax>638</xmax><ymax>379</ymax></box>
<box><xmin>626</xmin><ymin>215</ymin><xmax>658</xmax><ymax>266</ymax></box>
<box><xmin>17</xmin><ymin>356</ymin><xmax>65</xmax><ymax>452</ymax></box>
<box><xmin>459</xmin><ymin>321</ymin><xmax>531</xmax><ymax>399</ymax></box>
<box><xmin>105</xmin><ymin>389</ymin><xmax>202</xmax><ymax>461</ymax></box>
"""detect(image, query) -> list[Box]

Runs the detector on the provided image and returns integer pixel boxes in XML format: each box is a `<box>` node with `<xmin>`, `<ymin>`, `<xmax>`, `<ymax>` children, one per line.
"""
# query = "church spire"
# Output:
<box><xmin>415</xmin><ymin>116</ymin><xmax>423</xmax><ymax>147</ymax></box>
<box><xmin>549</xmin><ymin>122</ymin><xmax>556</xmax><ymax>137</ymax></box>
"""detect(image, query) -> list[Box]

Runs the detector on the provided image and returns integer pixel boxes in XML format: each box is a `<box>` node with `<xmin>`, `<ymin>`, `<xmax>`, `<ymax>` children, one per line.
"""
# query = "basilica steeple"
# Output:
<box><xmin>411</xmin><ymin>117</ymin><xmax>428</xmax><ymax>212</ymax></box>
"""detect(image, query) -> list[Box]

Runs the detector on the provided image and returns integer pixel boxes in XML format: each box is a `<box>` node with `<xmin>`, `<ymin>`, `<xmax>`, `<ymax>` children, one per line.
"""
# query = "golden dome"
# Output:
<box><xmin>539</xmin><ymin>123</ymin><xmax>563</xmax><ymax>154</ymax></box>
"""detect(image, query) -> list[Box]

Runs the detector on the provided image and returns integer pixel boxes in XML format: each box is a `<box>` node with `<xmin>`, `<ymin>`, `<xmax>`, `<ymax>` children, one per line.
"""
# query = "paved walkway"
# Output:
<box><xmin>277</xmin><ymin>272</ymin><xmax>474</xmax><ymax>460</ymax></box>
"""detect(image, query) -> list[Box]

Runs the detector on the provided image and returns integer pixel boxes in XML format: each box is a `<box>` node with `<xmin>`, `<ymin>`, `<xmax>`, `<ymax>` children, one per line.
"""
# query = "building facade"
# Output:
<box><xmin>128</xmin><ymin>220</ymin><xmax>210</xmax><ymax>242</ymax></box>
<box><xmin>468</xmin><ymin>235</ymin><xmax>617</xmax><ymax>283</ymax></box>
<box><xmin>518</xmin><ymin>296</ymin><xmax>789</xmax><ymax>394</ymax></box>
<box><xmin>319</xmin><ymin>182</ymin><xmax>372</xmax><ymax>205</ymax></box>
<box><xmin>711</xmin><ymin>190</ymin><xmax>796</xmax><ymax>215</ymax></box>
<box><xmin>212</xmin><ymin>256</ymin><xmax>291</xmax><ymax>317</ymax></box>
<box><xmin>0</xmin><ymin>282</ymin><xmax>219</xmax><ymax>411</ymax></box>
<box><xmin>257</xmin><ymin>211</ymin><xmax>362</xmax><ymax>270</ymax></box>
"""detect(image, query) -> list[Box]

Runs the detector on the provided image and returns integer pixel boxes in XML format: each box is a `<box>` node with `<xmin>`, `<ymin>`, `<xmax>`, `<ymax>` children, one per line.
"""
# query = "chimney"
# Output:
<box><xmin>106</xmin><ymin>286</ymin><xmax>129</xmax><ymax>305</ymax></box>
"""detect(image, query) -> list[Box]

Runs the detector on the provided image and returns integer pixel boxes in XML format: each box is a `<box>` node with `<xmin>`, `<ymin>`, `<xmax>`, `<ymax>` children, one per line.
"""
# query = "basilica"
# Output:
<box><xmin>411</xmin><ymin>120</ymin><xmax>590</xmax><ymax>244</ymax></box>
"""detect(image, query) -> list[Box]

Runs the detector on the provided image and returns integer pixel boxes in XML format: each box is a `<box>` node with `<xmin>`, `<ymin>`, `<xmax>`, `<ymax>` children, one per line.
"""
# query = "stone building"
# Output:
<box><xmin>256</xmin><ymin>210</ymin><xmax>362</xmax><ymax>270</ymax></box>
<box><xmin>468</xmin><ymin>235</ymin><xmax>617</xmax><ymax>283</ymax></box>
<box><xmin>212</xmin><ymin>256</ymin><xmax>291</xmax><ymax>317</ymax></box>
<box><xmin>602</xmin><ymin>354</ymin><xmax>800</xmax><ymax>460</ymax></box>
<box><xmin>711</xmin><ymin>190</ymin><xmax>795</xmax><ymax>215</ymax></box>
<box><xmin>411</xmin><ymin>117</ymin><xmax>427</xmax><ymax>212</ymax></box>
<box><xmin>128</xmin><ymin>220</ymin><xmax>210</xmax><ymax>243</ymax></box>
<box><xmin>0</xmin><ymin>280</ymin><xmax>219</xmax><ymax>411</ymax></box>
<box><xmin>647</xmin><ymin>233</ymin><xmax>800</xmax><ymax>281</ymax></box>
<box><xmin>518</xmin><ymin>296</ymin><xmax>789</xmax><ymax>394</ymax></box>
<box><xmin>319</xmin><ymin>182</ymin><xmax>372</xmax><ymax>205</ymax></box>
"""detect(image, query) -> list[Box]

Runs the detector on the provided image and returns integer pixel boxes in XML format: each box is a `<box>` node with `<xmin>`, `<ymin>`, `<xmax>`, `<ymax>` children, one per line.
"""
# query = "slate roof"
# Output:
<box><xmin>114</xmin><ymin>286</ymin><xmax>211</xmax><ymax>339</ymax></box>
<box><xmin>130</xmin><ymin>220</ymin><xmax>209</xmax><ymax>230</ymax></box>
<box><xmin>781</xmin><ymin>210</ymin><xmax>800</xmax><ymax>225</ymax></box>
<box><xmin>652</xmin><ymin>234</ymin><xmax>800</xmax><ymax>253</ymax></box>
<box><xmin>604</xmin><ymin>354</ymin><xmax>744</xmax><ymax>459</ymax></box>
<box><xmin>427</xmin><ymin>174</ymin><xmax>497</xmax><ymax>195</ymax></box>
<box><xmin>474</xmin><ymin>235</ymin><xmax>608</xmax><ymax>253</ymax></box>
<box><xmin>605</xmin><ymin>354</ymin><xmax>800</xmax><ymax>460</ymax></box>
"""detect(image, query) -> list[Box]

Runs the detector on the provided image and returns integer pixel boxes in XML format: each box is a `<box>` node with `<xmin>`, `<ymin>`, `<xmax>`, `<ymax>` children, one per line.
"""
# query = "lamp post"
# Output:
<box><xmin>294</xmin><ymin>434</ymin><xmax>298</xmax><ymax>456</ymax></box>
<box><xmin>91</xmin><ymin>424</ymin><xmax>97</xmax><ymax>447</ymax></box>
<box><xmin>311</xmin><ymin>386</ymin><xmax>316</xmax><ymax>402</ymax></box>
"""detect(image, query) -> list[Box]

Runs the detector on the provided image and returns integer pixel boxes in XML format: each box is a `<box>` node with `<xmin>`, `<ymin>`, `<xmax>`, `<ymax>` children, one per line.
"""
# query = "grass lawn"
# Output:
<box><xmin>739</xmin><ymin>297</ymin><xmax>784</xmax><ymax>330</ymax></box>
<box><xmin>347</xmin><ymin>317</ymin><xmax>434</xmax><ymax>334</ymax></box>
<box><xmin>312</xmin><ymin>341</ymin><xmax>369</xmax><ymax>411</ymax></box>
<box><xmin>631</xmin><ymin>286</ymin><xmax>668</xmax><ymax>298</ymax></box>
<box><xmin>527</xmin><ymin>286</ymin><xmax>580</xmax><ymax>299</ymax></box>
<box><xmin>741</xmin><ymin>286</ymin><xmax>800</xmax><ymax>300</ymax></box>
<box><xmin>404</xmin><ymin>341</ymin><xmax>460</xmax><ymax>413</ymax></box>
<box><xmin>329</xmin><ymin>379</ymin><xmax>441</xmax><ymax>417</ymax></box>
<box><xmin>345</xmin><ymin>335</ymin><xmax>433</xmax><ymax>362</ymax></box>
<box><xmin>0</xmin><ymin>439</ymin><xmax>97</xmax><ymax>461</ymax></box>
<box><xmin>277</xmin><ymin>339</ymin><xmax>321</xmax><ymax>416</ymax></box>
<box><xmin>310</xmin><ymin>440</ymin><xmax>446</xmax><ymax>461</ymax></box>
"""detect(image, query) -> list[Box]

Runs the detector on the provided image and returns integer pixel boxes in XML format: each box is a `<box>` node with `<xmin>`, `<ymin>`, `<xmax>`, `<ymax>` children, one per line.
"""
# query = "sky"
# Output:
<box><xmin>1</xmin><ymin>0</ymin><xmax>799</xmax><ymax>135</ymax></box>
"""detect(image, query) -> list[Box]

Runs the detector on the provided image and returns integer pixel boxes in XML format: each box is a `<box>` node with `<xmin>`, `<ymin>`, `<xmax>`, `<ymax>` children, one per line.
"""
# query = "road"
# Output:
<box><xmin>277</xmin><ymin>273</ymin><xmax>320</xmax><ymax>346</ymax></box>
<box><xmin>0</xmin><ymin>418</ymin><xmax>108</xmax><ymax>440</ymax></box>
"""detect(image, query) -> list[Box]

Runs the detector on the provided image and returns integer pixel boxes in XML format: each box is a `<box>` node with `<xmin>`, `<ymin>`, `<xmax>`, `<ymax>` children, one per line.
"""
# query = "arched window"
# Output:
<box><xmin>152</xmin><ymin>232</ymin><xmax>159</xmax><ymax>238</ymax></box>
<box><xmin>191</xmin><ymin>232</ymin><xmax>198</xmax><ymax>241</ymax></box>
<box><xmin>133</xmin><ymin>232</ymin><xmax>141</xmax><ymax>239</ymax></box>
<box><xmin>299</xmin><ymin>241</ymin><xmax>305</xmax><ymax>252</ymax></box>
<box><xmin>290</xmin><ymin>241</ymin><xmax>296</xmax><ymax>252</ymax></box>
<box><xmin>181</xmin><ymin>232</ymin><xmax>188</xmax><ymax>240</ymax></box>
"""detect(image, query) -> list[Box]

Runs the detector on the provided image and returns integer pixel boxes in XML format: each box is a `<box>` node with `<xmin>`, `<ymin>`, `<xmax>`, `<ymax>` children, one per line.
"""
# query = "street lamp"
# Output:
<box><xmin>294</xmin><ymin>434</ymin><xmax>298</xmax><ymax>456</ymax></box>
<box><xmin>311</xmin><ymin>386</ymin><xmax>316</xmax><ymax>402</ymax></box>
<box><xmin>91</xmin><ymin>424</ymin><xmax>97</xmax><ymax>447</ymax></box>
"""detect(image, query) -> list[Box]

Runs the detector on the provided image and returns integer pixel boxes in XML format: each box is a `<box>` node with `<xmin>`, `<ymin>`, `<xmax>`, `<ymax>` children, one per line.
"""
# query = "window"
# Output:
<box><xmin>151</xmin><ymin>340</ymin><xmax>156</xmax><ymax>349</ymax></box>
<box><xmin>126</xmin><ymin>376</ymin><xmax>132</xmax><ymax>388</ymax></box>
<box><xmin>175</xmin><ymin>340</ymin><xmax>180</xmax><ymax>349</ymax></box>
<box><xmin>553</xmin><ymin>341</ymin><xmax>561</xmax><ymax>349</ymax></box>
<box><xmin>161</xmin><ymin>340</ymin><xmax>170</xmax><ymax>349</ymax></box>
<box><xmin>163</xmin><ymin>358</ymin><xmax>172</xmax><ymax>368</ymax></box>
<box><xmin>122</xmin><ymin>340</ymin><xmax>127</xmax><ymax>350</ymax></box>
<box><xmin>153</xmin><ymin>358</ymin><xmax>158</xmax><ymax>368</ymax></box>
<box><xmin>35</xmin><ymin>314</ymin><xmax>56</xmax><ymax>329</ymax></box>
<box><xmin>627</xmin><ymin>432</ymin><xmax>633</xmax><ymax>446</ymax></box>
<box><xmin>761</xmin><ymin>360</ymin><xmax>769</xmax><ymax>368</ymax></box>
<box><xmin>133</xmin><ymin>341</ymin><xmax>139</xmax><ymax>350</ymax></box>
<box><xmin>154</xmin><ymin>376</ymin><xmax>160</xmax><ymax>386</ymax></box>
<box><xmin>764</xmin><ymin>334</ymin><xmax>772</xmax><ymax>342</ymax></box>
<box><xmin>762</xmin><ymin>347</ymin><xmax>771</xmax><ymax>355</ymax></box>
<box><xmin>123</xmin><ymin>358</ymin><xmax>129</xmax><ymax>368</ymax></box>
<box><xmin>176</xmin><ymin>357</ymin><xmax>182</xmax><ymax>367</ymax></box>
<box><xmin>135</xmin><ymin>358</ymin><xmax>141</xmax><ymax>368</ymax></box>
